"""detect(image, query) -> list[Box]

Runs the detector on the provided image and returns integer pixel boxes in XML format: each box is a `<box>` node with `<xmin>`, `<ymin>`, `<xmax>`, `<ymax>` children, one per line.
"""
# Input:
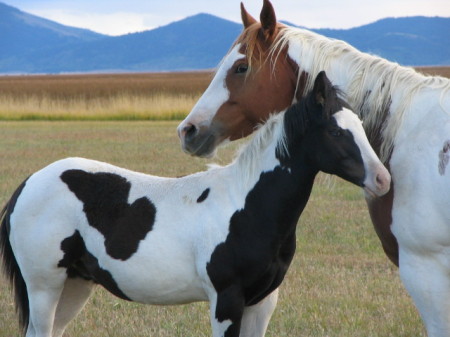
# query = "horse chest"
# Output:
<box><xmin>206</xmin><ymin>217</ymin><xmax>297</xmax><ymax>306</ymax></box>
<box><xmin>204</xmin><ymin>167</ymin><xmax>305</xmax><ymax>305</ymax></box>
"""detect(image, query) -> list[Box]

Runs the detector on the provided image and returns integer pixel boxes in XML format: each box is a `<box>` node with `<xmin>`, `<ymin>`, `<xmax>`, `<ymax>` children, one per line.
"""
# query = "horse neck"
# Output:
<box><xmin>282</xmin><ymin>27</ymin><xmax>449</xmax><ymax>161</ymax></box>
<box><xmin>230</xmin><ymin>114</ymin><xmax>318</xmax><ymax>230</ymax></box>
<box><xmin>231</xmin><ymin>115</ymin><xmax>284</xmax><ymax>190</ymax></box>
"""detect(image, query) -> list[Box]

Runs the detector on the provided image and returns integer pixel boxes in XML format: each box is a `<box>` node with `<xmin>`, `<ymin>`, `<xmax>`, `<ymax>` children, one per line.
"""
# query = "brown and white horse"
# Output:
<box><xmin>178</xmin><ymin>1</ymin><xmax>450</xmax><ymax>336</ymax></box>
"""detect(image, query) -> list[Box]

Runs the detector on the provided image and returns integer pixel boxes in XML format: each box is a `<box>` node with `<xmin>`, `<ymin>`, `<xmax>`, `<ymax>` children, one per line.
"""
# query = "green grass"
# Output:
<box><xmin>0</xmin><ymin>121</ymin><xmax>425</xmax><ymax>336</ymax></box>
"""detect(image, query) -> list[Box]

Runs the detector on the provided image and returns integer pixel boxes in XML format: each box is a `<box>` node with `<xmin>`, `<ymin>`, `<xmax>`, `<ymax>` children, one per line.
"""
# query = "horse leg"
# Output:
<box><xmin>51</xmin><ymin>277</ymin><xmax>95</xmax><ymax>337</ymax></box>
<box><xmin>209</xmin><ymin>285</ymin><xmax>245</xmax><ymax>337</ymax></box>
<box><xmin>18</xmin><ymin>246</ymin><xmax>69</xmax><ymax>337</ymax></box>
<box><xmin>240</xmin><ymin>288</ymin><xmax>279</xmax><ymax>337</ymax></box>
<box><xmin>398</xmin><ymin>248</ymin><xmax>450</xmax><ymax>337</ymax></box>
<box><xmin>26</xmin><ymin>277</ymin><xmax>66</xmax><ymax>337</ymax></box>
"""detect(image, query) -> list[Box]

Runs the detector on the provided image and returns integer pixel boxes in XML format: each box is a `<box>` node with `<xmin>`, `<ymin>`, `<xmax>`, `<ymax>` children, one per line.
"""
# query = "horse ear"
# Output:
<box><xmin>312</xmin><ymin>71</ymin><xmax>333</xmax><ymax>108</ymax></box>
<box><xmin>241</xmin><ymin>2</ymin><xmax>257</xmax><ymax>28</ymax></box>
<box><xmin>260</xmin><ymin>0</ymin><xmax>277</xmax><ymax>39</ymax></box>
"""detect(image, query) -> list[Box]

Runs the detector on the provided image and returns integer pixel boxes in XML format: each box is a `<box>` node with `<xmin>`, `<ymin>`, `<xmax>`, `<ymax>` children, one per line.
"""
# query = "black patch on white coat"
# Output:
<box><xmin>197</xmin><ymin>188</ymin><xmax>210</xmax><ymax>203</ymax></box>
<box><xmin>58</xmin><ymin>230</ymin><xmax>131</xmax><ymax>300</ymax></box>
<box><xmin>207</xmin><ymin>164</ymin><xmax>313</xmax><ymax>332</ymax></box>
<box><xmin>439</xmin><ymin>140</ymin><xmax>450</xmax><ymax>175</ymax></box>
<box><xmin>207</xmin><ymin>167</ymin><xmax>301</xmax><ymax>305</ymax></box>
<box><xmin>60</xmin><ymin>169</ymin><xmax>156</xmax><ymax>261</ymax></box>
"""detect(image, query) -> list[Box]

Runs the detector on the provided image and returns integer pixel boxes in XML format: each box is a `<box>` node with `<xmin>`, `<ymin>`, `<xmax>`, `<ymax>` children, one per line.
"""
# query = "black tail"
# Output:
<box><xmin>0</xmin><ymin>179</ymin><xmax>30</xmax><ymax>336</ymax></box>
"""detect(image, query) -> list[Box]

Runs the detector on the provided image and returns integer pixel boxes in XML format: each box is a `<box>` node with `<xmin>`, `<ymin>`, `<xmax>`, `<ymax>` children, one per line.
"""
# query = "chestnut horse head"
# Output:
<box><xmin>178</xmin><ymin>0</ymin><xmax>302</xmax><ymax>157</ymax></box>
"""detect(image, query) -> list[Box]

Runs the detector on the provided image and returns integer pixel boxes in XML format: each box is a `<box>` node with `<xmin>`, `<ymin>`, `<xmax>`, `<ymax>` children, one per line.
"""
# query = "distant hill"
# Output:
<box><xmin>0</xmin><ymin>2</ymin><xmax>105</xmax><ymax>72</ymax></box>
<box><xmin>28</xmin><ymin>13</ymin><xmax>243</xmax><ymax>73</ymax></box>
<box><xmin>0</xmin><ymin>1</ymin><xmax>448</xmax><ymax>73</ymax></box>
<box><xmin>311</xmin><ymin>16</ymin><xmax>450</xmax><ymax>66</ymax></box>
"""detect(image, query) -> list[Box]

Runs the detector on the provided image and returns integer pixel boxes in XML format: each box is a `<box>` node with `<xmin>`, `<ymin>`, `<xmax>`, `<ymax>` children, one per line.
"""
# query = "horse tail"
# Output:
<box><xmin>0</xmin><ymin>178</ymin><xmax>30</xmax><ymax>336</ymax></box>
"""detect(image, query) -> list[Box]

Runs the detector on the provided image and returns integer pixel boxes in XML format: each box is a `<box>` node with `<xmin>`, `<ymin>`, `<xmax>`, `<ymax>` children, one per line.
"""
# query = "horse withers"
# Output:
<box><xmin>1</xmin><ymin>72</ymin><xmax>390</xmax><ymax>337</ymax></box>
<box><xmin>178</xmin><ymin>1</ymin><xmax>450</xmax><ymax>335</ymax></box>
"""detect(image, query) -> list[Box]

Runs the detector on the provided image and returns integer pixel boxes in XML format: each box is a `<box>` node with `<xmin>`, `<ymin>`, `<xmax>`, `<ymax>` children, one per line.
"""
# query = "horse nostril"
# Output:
<box><xmin>183</xmin><ymin>124</ymin><xmax>198</xmax><ymax>142</ymax></box>
<box><xmin>376</xmin><ymin>174</ymin><xmax>382</xmax><ymax>185</ymax></box>
<box><xmin>376</xmin><ymin>171</ymin><xmax>391</xmax><ymax>190</ymax></box>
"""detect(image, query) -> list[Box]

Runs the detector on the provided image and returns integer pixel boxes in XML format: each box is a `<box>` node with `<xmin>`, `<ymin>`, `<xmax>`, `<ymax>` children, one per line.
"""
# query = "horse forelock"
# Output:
<box><xmin>270</xmin><ymin>26</ymin><xmax>450</xmax><ymax>163</ymax></box>
<box><xmin>233</xmin><ymin>22</ymin><xmax>287</xmax><ymax>72</ymax></box>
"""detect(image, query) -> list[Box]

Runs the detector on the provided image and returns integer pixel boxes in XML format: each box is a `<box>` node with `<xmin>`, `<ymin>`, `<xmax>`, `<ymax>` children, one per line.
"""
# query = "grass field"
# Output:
<box><xmin>2</xmin><ymin>66</ymin><xmax>447</xmax><ymax>335</ymax></box>
<box><xmin>0</xmin><ymin>121</ymin><xmax>426</xmax><ymax>336</ymax></box>
<box><xmin>0</xmin><ymin>66</ymin><xmax>448</xmax><ymax>121</ymax></box>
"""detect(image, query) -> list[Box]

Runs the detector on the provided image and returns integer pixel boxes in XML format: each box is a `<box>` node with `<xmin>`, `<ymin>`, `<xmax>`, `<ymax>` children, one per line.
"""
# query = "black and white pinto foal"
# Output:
<box><xmin>1</xmin><ymin>72</ymin><xmax>390</xmax><ymax>337</ymax></box>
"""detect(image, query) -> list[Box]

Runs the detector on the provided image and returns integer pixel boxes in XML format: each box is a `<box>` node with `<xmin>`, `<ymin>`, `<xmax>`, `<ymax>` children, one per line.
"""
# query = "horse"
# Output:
<box><xmin>177</xmin><ymin>1</ymin><xmax>450</xmax><ymax>336</ymax></box>
<box><xmin>0</xmin><ymin>72</ymin><xmax>390</xmax><ymax>337</ymax></box>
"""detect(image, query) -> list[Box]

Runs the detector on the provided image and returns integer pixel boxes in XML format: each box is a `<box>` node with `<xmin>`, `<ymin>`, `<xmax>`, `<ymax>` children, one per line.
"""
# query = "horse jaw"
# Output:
<box><xmin>178</xmin><ymin>45</ymin><xmax>244</xmax><ymax>157</ymax></box>
<box><xmin>334</xmin><ymin>108</ymin><xmax>391</xmax><ymax>198</ymax></box>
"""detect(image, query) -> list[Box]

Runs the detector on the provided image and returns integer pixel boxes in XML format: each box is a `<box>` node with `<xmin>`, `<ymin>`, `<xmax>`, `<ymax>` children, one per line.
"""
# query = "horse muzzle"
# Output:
<box><xmin>363</xmin><ymin>164</ymin><xmax>391</xmax><ymax>198</ymax></box>
<box><xmin>178</xmin><ymin>123</ymin><xmax>220</xmax><ymax>158</ymax></box>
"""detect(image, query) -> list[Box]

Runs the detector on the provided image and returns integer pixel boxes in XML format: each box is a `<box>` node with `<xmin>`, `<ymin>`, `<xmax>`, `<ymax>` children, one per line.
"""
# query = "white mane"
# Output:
<box><xmin>228</xmin><ymin>112</ymin><xmax>288</xmax><ymax>187</ymax></box>
<box><xmin>271</xmin><ymin>26</ymin><xmax>450</xmax><ymax>162</ymax></box>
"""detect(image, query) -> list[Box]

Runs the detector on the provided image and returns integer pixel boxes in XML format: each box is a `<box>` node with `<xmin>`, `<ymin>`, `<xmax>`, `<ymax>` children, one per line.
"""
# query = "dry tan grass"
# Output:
<box><xmin>0</xmin><ymin>67</ymin><xmax>446</xmax><ymax>121</ymax></box>
<box><xmin>0</xmin><ymin>121</ymin><xmax>425</xmax><ymax>337</ymax></box>
<box><xmin>0</xmin><ymin>92</ymin><xmax>199</xmax><ymax>120</ymax></box>
<box><xmin>0</xmin><ymin>72</ymin><xmax>213</xmax><ymax>120</ymax></box>
<box><xmin>415</xmin><ymin>66</ymin><xmax>450</xmax><ymax>78</ymax></box>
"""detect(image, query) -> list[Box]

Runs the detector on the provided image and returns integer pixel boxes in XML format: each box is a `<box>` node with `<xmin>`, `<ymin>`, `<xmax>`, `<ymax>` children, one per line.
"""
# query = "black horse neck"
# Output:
<box><xmin>212</xmin><ymin>138</ymin><xmax>318</xmax><ymax>306</ymax></box>
<box><xmin>240</xmin><ymin>132</ymin><xmax>318</xmax><ymax>240</ymax></box>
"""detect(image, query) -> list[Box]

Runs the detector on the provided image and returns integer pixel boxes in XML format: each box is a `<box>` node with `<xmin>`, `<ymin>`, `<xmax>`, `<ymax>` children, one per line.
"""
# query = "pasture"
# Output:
<box><xmin>0</xmin><ymin>122</ymin><xmax>424</xmax><ymax>336</ymax></box>
<box><xmin>1</xmin><ymin>66</ymin><xmax>448</xmax><ymax>336</ymax></box>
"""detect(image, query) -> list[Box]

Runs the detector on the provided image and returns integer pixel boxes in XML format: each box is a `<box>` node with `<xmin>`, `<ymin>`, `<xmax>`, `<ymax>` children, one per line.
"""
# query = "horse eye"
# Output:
<box><xmin>235</xmin><ymin>64</ymin><xmax>248</xmax><ymax>74</ymax></box>
<box><xmin>330</xmin><ymin>129</ymin><xmax>342</xmax><ymax>137</ymax></box>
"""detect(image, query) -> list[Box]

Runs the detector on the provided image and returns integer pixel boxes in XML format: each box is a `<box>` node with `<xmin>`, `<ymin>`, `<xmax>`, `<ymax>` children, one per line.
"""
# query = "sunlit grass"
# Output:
<box><xmin>0</xmin><ymin>93</ymin><xmax>199</xmax><ymax>120</ymax></box>
<box><xmin>0</xmin><ymin>67</ymin><xmax>447</xmax><ymax>121</ymax></box>
<box><xmin>0</xmin><ymin>71</ymin><xmax>212</xmax><ymax>120</ymax></box>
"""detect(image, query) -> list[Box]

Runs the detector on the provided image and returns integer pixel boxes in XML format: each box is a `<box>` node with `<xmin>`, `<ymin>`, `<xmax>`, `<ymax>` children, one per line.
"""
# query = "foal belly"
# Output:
<box><xmin>103</xmin><ymin>252</ymin><xmax>209</xmax><ymax>305</ymax></box>
<box><xmin>84</xmin><ymin>224</ymin><xmax>209</xmax><ymax>305</ymax></box>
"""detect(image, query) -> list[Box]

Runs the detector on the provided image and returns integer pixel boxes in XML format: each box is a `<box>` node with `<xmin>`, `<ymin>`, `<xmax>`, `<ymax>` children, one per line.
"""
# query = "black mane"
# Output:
<box><xmin>280</xmin><ymin>71</ymin><xmax>350</xmax><ymax>157</ymax></box>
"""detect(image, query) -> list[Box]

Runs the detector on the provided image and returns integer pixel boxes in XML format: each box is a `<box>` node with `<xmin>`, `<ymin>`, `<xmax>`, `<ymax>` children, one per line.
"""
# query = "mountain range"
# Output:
<box><xmin>0</xmin><ymin>2</ymin><xmax>449</xmax><ymax>74</ymax></box>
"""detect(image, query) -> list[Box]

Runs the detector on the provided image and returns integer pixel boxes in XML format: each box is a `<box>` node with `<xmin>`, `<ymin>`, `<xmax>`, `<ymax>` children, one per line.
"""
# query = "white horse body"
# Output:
<box><xmin>10</xmin><ymin>156</ymin><xmax>250</xmax><ymax>305</ymax></box>
<box><xmin>390</xmin><ymin>97</ymin><xmax>450</xmax><ymax>336</ymax></box>
<box><xmin>282</xmin><ymin>27</ymin><xmax>450</xmax><ymax>336</ymax></box>
<box><xmin>6</xmin><ymin>115</ymin><xmax>288</xmax><ymax>337</ymax></box>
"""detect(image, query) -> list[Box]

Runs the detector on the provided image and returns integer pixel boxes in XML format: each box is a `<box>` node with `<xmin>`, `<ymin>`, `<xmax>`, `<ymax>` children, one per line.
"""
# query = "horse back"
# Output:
<box><xmin>5</xmin><ymin>157</ymin><xmax>224</xmax><ymax>304</ymax></box>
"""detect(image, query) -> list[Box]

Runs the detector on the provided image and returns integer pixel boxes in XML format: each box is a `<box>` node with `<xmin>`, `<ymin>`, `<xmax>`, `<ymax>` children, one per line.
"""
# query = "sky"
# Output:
<box><xmin>4</xmin><ymin>0</ymin><xmax>450</xmax><ymax>36</ymax></box>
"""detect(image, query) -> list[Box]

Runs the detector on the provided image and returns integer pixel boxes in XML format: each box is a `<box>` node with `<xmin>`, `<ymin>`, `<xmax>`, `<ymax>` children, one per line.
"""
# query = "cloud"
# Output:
<box><xmin>12</xmin><ymin>0</ymin><xmax>450</xmax><ymax>36</ymax></box>
<box><xmin>29</xmin><ymin>9</ymin><xmax>157</xmax><ymax>35</ymax></box>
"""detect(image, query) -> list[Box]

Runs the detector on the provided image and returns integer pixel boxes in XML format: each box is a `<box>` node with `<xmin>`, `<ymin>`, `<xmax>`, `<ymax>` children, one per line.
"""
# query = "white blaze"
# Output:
<box><xmin>333</xmin><ymin>108</ymin><xmax>391</xmax><ymax>197</ymax></box>
<box><xmin>178</xmin><ymin>44</ymin><xmax>245</xmax><ymax>133</ymax></box>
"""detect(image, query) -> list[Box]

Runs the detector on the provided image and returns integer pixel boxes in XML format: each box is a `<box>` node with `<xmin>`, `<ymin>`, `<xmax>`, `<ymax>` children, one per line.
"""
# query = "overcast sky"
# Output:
<box><xmin>4</xmin><ymin>0</ymin><xmax>450</xmax><ymax>36</ymax></box>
